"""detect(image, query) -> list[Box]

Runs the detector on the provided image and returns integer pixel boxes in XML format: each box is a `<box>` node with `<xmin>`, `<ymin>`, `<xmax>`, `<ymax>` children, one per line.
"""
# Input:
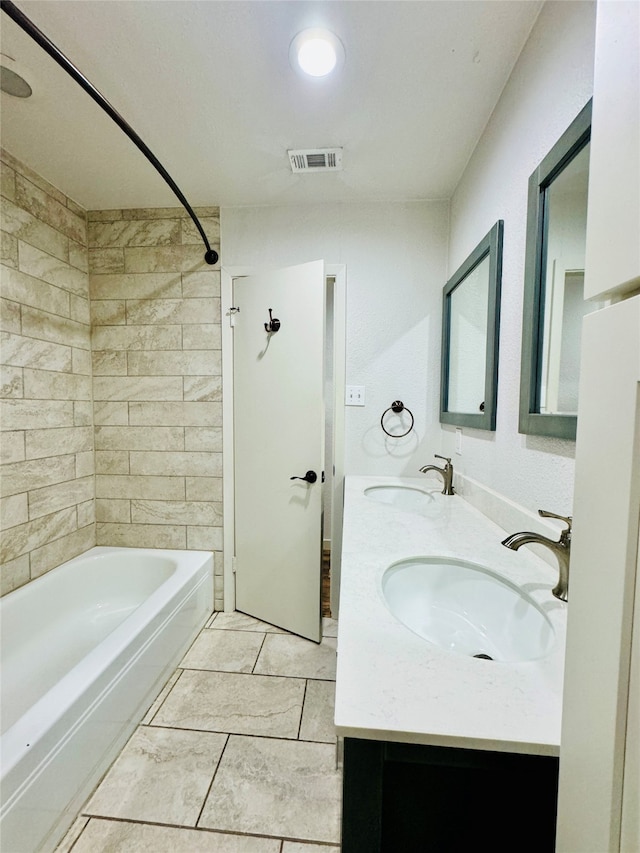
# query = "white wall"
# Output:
<box><xmin>444</xmin><ymin>0</ymin><xmax>596</xmax><ymax>518</ymax></box>
<box><xmin>221</xmin><ymin>201</ymin><xmax>448</xmax><ymax>477</ymax></box>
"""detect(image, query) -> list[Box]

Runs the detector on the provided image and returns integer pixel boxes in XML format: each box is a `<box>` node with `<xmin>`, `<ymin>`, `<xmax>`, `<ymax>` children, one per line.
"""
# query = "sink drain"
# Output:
<box><xmin>473</xmin><ymin>653</ymin><xmax>493</xmax><ymax>660</ymax></box>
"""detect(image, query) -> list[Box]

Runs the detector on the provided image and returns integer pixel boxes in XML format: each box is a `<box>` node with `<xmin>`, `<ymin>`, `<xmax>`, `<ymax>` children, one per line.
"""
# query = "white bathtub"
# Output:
<box><xmin>0</xmin><ymin>546</ymin><xmax>213</xmax><ymax>853</ymax></box>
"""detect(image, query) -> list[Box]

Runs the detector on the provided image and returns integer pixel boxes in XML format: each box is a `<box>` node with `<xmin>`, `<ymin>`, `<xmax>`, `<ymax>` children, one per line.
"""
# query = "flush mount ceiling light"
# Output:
<box><xmin>290</xmin><ymin>28</ymin><xmax>345</xmax><ymax>78</ymax></box>
<box><xmin>0</xmin><ymin>54</ymin><xmax>33</xmax><ymax>98</ymax></box>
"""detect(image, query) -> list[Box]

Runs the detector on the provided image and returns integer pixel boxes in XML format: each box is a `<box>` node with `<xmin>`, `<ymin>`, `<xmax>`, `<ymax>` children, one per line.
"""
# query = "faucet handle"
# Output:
<box><xmin>434</xmin><ymin>454</ymin><xmax>452</xmax><ymax>465</ymax></box>
<box><xmin>538</xmin><ymin>509</ymin><xmax>572</xmax><ymax>533</ymax></box>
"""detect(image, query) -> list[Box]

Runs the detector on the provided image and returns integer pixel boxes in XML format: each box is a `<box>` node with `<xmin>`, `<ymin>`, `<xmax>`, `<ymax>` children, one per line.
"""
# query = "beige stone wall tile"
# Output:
<box><xmin>21</xmin><ymin>306</ymin><xmax>89</xmax><ymax>350</ymax></box>
<box><xmin>89</xmin><ymin>219</ymin><xmax>180</xmax><ymax>249</ymax></box>
<box><xmin>96</xmin><ymin>522</ymin><xmax>186</xmax><ymax>549</ymax></box>
<box><xmin>91</xmin><ymin>350</ymin><xmax>127</xmax><ymax>380</ymax></box>
<box><xmin>90</xmin><ymin>272</ymin><xmax>181</xmax><ymax>301</ymax></box>
<box><xmin>30</xmin><ymin>525</ymin><xmax>96</xmax><ymax>580</ymax></box>
<box><xmin>77</xmin><ymin>499</ymin><xmax>95</xmax><ymax>528</ymax></box>
<box><xmin>96</xmin><ymin>498</ymin><xmax>131</xmax><ymax>523</ymax></box>
<box><xmin>125</xmin><ymin>298</ymin><xmax>218</xmax><ymax>325</ymax></box>
<box><xmin>181</xmin><ymin>216</ymin><xmax>220</xmax><ymax>245</ymax></box>
<box><xmin>92</xmin><ymin>351</ymin><xmax>128</xmax><ymax>376</ymax></box>
<box><xmin>91</xmin><ymin>300</ymin><xmax>126</xmax><ymax>325</ymax></box>
<box><xmin>1</xmin><ymin>266</ymin><xmax>70</xmax><ymax>317</ymax></box>
<box><xmin>126</xmin><ymin>350</ymin><xmax>221</xmax><ymax>376</ymax></box>
<box><xmin>181</xmin><ymin>270</ymin><xmax>220</xmax><ymax>298</ymax></box>
<box><xmin>184</xmin><ymin>427</ymin><xmax>222</xmax><ymax>452</ymax></box>
<box><xmin>127</xmin><ymin>401</ymin><xmax>219</xmax><ymax>426</ymax></box>
<box><xmin>91</xmin><ymin>324</ymin><xmax>182</xmax><ymax>352</ymax></box>
<box><xmin>1</xmin><ymin>365</ymin><xmax>23</xmax><ymax>398</ymax></box>
<box><xmin>93</xmin><ymin>401</ymin><xmax>129</xmax><ymax>425</ymax></box>
<box><xmin>92</xmin><ymin>376</ymin><xmax>184</xmax><ymax>401</ymax></box>
<box><xmin>2</xmin><ymin>231</ymin><xmax>18</xmax><ymax>268</ymax></box>
<box><xmin>1</xmin><ymin>331</ymin><xmax>72</xmax><ymax>372</ymax></box>
<box><xmin>182</xmin><ymin>324</ymin><xmax>221</xmax><ymax>350</ymax></box>
<box><xmin>2</xmin><ymin>197</ymin><xmax>70</xmax><ymax>261</ymax></box>
<box><xmin>123</xmin><ymin>245</ymin><xmax>191</xmax><ymax>274</ymax></box>
<box><xmin>15</xmin><ymin>174</ymin><xmax>87</xmax><ymax>245</ymax></box>
<box><xmin>2</xmin><ymin>398</ymin><xmax>74</xmax><ymax>430</ymax></box>
<box><xmin>88</xmin><ymin>210</ymin><xmax>123</xmax><ymax>222</ymax></box>
<box><xmin>213</xmin><ymin>550</ymin><xmax>224</xmax><ymax>575</ymax></box>
<box><xmin>74</xmin><ymin>401</ymin><xmax>94</xmax><ymax>426</ymax></box>
<box><xmin>95</xmin><ymin>474</ymin><xmax>185</xmax><ymax>501</ymax></box>
<box><xmin>72</xmin><ymin>347</ymin><xmax>92</xmax><ymax>375</ymax></box>
<box><xmin>69</xmin><ymin>240</ymin><xmax>89</xmax><ymax>272</ymax></box>
<box><xmin>0</xmin><ymin>297</ymin><xmax>21</xmax><ymax>333</ymax></box>
<box><xmin>2</xmin><ymin>150</ymin><xmax>67</xmax><ymax>206</ymax></box>
<box><xmin>186</xmin><ymin>477</ymin><xmax>223</xmax><ymax>502</ymax></box>
<box><xmin>70</xmin><ymin>294</ymin><xmax>90</xmax><ymax>324</ymax></box>
<box><xmin>0</xmin><ymin>554</ymin><xmax>30</xmax><ymax>595</ymax></box>
<box><xmin>66</xmin><ymin>198</ymin><xmax>86</xmax><ymax>219</ymax></box>
<box><xmin>182</xmin><ymin>377</ymin><xmax>222</xmax><ymax>403</ymax></box>
<box><xmin>88</xmin><ymin>248</ymin><xmax>125</xmax><ymax>274</ymax></box>
<box><xmin>95</xmin><ymin>425</ymin><xmax>184</xmax><ymax>451</ymax></box>
<box><xmin>26</xmin><ymin>426</ymin><xmax>93</xmax><ymax>460</ymax></box>
<box><xmin>1</xmin><ymin>492</ymin><xmax>28</xmax><ymax>529</ymax></box>
<box><xmin>130</xmin><ymin>500</ymin><xmax>220</xmax><ymax>525</ymax></box>
<box><xmin>22</xmin><ymin>369</ymin><xmax>91</xmax><ymax>401</ymax></box>
<box><xmin>123</xmin><ymin>207</ymin><xmax>183</xmax><ymax>220</ymax></box>
<box><xmin>1</xmin><ymin>431</ymin><xmax>25</xmax><ymax>464</ymax></box>
<box><xmin>214</xmin><ymin>575</ymin><xmax>223</xmax><ymax>599</ymax></box>
<box><xmin>1</xmin><ymin>161</ymin><xmax>16</xmax><ymax>202</ymax></box>
<box><xmin>187</xmin><ymin>525</ymin><xmax>223</xmax><ymax>551</ymax></box>
<box><xmin>1</xmin><ymin>455</ymin><xmax>76</xmax><ymax>497</ymax></box>
<box><xmin>75</xmin><ymin>451</ymin><xmax>95</xmax><ymax>478</ymax></box>
<box><xmin>130</xmin><ymin>451</ymin><xmax>222</xmax><ymax>477</ymax></box>
<box><xmin>0</xmin><ymin>505</ymin><xmax>77</xmax><ymax>563</ymax></box>
<box><xmin>95</xmin><ymin>450</ymin><xmax>130</xmax><ymax>475</ymax></box>
<box><xmin>28</xmin><ymin>475</ymin><xmax>94</xmax><ymax>520</ymax></box>
<box><xmin>18</xmin><ymin>241</ymin><xmax>88</xmax><ymax>296</ymax></box>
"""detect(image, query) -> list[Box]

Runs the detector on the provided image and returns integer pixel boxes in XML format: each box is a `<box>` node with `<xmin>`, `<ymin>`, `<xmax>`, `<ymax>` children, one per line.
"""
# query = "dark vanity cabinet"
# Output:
<box><xmin>341</xmin><ymin>737</ymin><xmax>559</xmax><ymax>853</ymax></box>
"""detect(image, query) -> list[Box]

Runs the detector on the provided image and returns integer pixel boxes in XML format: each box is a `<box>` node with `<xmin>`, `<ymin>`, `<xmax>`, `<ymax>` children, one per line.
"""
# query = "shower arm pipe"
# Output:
<box><xmin>1</xmin><ymin>0</ymin><xmax>218</xmax><ymax>265</ymax></box>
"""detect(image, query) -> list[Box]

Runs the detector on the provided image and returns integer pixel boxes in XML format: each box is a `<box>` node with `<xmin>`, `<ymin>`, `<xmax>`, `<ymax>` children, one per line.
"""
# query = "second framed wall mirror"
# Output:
<box><xmin>440</xmin><ymin>220</ymin><xmax>503</xmax><ymax>431</ymax></box>
<box><xmin>519</xmin><ymin>99</ymin><xmax>602</xmax><ymax>440</ymax></box>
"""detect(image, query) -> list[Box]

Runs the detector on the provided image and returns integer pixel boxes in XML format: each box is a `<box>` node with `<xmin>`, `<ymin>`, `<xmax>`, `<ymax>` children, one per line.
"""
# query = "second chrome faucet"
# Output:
<box><xmin>419</xmin><ymin>454</ymin><xmax>455</xmax><ymax>495</ymax></box>
<box><xmin>501</xmin><ymin>510</ymin><xmax>572</xmax><ymax>602</ymax></box>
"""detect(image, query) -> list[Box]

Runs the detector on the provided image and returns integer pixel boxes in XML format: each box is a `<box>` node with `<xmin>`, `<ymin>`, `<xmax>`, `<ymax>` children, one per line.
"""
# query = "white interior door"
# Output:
<box><xmin>233</xmin><ymin>261</ymin><xmax>325</xmax><ymax>641</ymax></box>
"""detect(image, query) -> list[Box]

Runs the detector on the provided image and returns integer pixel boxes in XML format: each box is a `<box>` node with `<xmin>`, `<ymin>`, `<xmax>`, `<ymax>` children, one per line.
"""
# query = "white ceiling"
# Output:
<box><xmin>0</xmin><ymin>1</ymin><xmax>543</xmax><ymax>210</ymax></box>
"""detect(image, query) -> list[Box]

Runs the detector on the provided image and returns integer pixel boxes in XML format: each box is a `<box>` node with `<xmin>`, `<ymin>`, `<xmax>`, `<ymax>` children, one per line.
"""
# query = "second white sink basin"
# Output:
<box><xmin>364</xmin><ymin>485</ymin><xmax>436</xmax><ymax>514</ymax></box>
<box><xmin>381</xmin><ymin>557</ymin><xmax>555</xmax><ymax>662</ymax></box>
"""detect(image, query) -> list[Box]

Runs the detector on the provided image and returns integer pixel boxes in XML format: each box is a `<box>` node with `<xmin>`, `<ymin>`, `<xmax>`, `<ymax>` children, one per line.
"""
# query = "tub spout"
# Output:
<box><xmin>501</xmin><ymin>510</ymin><xmax>572</xmax><ymax>602</ymax></box>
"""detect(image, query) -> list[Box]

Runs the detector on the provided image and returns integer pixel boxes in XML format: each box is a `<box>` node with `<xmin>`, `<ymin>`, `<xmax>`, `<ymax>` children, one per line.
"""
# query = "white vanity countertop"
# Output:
<box><xmin>334</xmin><ymin>475</ymin><xmax>567</xmax><ymax>757</ymax></box>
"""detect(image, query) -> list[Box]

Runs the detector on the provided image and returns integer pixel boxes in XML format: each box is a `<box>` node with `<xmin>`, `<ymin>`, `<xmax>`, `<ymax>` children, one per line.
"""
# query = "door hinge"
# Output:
<box><xmin>232</xmin><ymin>556</ymin><xmax>237</xmax><ymax>574</ymax></box>
<box><xmin>229</xmin><ymin>306</ymin><xmax>240</xmax><ymax>327</ymax></box>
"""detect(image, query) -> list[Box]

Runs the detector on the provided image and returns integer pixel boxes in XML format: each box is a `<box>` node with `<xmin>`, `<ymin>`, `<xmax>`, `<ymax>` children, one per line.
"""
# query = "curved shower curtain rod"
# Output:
<box><xmin>1</xmin><ymin>0</ymin><xmax>219</xmax><ymax>266</ymax></box>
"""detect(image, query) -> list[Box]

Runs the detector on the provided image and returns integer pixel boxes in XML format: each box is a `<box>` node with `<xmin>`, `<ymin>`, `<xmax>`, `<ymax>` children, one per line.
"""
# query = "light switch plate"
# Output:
<box><xmin>346</xmin><ymin>385</ymin><xmax>365</xmax><ymax>406</ymax></box>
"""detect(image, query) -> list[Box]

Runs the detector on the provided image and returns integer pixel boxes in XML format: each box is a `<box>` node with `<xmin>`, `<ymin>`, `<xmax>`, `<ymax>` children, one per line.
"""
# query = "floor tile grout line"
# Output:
<box><xmin>64</xmin><ymin>812</ymin><xmax>341</xmax><ymax>847</ymax></box>
<box><xmin>146</xmin><ymin>668</ymin><xmax>186</xmax><ymax>726</ymax></box>
<box><xmin>61</xmin><ymin>815</ymin><xmax>90</xmax><ymax>853</ymax></box>
<box><xmin>144</xmin><ymin>720</ymin><xmax>336</xmax><ymax>745</ymax></box>
<box><xmin>297</xmin><ymin>679</ymin><xmax>309</xmax><ymax>740</ymax></box>
<box><xmin>251</xmin><ymin>631</ymin><xmax>268</xmax><ymax>674</ymax></box>
<box><xmin>194</xmin><ymin>732</ymin><xmax>230</xmax><ymax>828</ymax></box>
<box><xmin>178</xmin><ymin>665</ymin><xmax>336</xmax><ymax>682</ymax></box>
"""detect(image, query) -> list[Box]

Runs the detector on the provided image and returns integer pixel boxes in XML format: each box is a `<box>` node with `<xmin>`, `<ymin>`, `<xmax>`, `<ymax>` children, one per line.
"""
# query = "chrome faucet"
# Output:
<box><xmin>501</xmin><ymin>510</ymin><xmax>572</xmax><ymax>602</ymax></box>
<box><xmin>419</xmin><ymin>454</ymin><xmax>455</xmax><ymax>495</ymax></box>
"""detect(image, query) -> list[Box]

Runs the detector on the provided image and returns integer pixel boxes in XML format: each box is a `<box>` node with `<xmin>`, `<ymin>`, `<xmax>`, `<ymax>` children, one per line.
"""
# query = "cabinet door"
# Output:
<box><xmin>584</xmin><ymin>0</ymin><xmax>640</xmax><ymax>300</ymax></box>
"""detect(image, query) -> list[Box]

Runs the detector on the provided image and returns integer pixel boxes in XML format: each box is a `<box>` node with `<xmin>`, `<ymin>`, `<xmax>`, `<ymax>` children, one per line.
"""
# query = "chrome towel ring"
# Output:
<box><xmin>381</xmin><ymin>400</ymin><xmax>414</xmax><ymax>438</ymax></box>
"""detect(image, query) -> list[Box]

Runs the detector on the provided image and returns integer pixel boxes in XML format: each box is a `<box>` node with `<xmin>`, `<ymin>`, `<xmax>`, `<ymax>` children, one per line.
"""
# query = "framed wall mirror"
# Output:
<box><xmin>440</xmin><ymin>220</ymin><xmax>503</xmax><ymax>431</ymax></box>
<box><xmin>519</xmin><ymin>99</ymin><xmax>602</xmax><ymax>440</ymax></box>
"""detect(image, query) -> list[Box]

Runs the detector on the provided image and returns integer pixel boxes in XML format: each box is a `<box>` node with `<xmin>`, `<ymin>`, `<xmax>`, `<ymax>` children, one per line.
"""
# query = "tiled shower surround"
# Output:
<box><xmin>1</xmin><ymin>150</ymin><xmax>223</xmax><ymax>606</ymax></box>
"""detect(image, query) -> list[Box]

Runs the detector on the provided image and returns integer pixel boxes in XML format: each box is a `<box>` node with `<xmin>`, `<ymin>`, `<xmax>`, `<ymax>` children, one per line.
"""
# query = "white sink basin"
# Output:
<box><xmin>364</xmin><ymin>485</ymin><xmax>435</xmax><ymax>514</ymax></box>
<box><xmin>381</xmin><ymin>557</ymin><xmax>555</xmax><ymax>662</ymax></box>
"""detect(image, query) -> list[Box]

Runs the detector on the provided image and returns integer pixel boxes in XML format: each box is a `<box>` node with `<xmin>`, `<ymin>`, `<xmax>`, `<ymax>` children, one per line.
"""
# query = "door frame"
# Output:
<box><xmin>221</xmin><ymin>264</ymin><xmax>346</xmax><ymax>615</ymax></box>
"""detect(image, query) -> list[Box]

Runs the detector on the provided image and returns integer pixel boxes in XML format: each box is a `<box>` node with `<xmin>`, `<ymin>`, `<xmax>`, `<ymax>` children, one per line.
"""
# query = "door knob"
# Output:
<box><xmin>290</xmin><ymin>470</ymin><xmax>317</xmax><ymax>484</ymax></box>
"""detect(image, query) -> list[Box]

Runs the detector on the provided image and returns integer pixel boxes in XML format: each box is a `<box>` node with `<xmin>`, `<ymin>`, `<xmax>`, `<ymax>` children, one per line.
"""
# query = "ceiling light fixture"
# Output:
<box><xmin>290</xmin><ymin>28</ymin><xmax>344</xmax><ymax>78</ymax></box>
<box><xmin>0</xmin><ymin>59</ymin><xmax>32</xmax><ymax>98</ymax></box>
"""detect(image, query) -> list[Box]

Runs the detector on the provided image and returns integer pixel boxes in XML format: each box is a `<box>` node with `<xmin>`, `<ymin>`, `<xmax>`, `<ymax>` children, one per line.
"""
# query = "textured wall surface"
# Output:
<box><xmin>0</xmin><ymin>149</ymin><xmax>95</xmax><ymax>595</ymax></box>
<box><xmin>443</xmin><ymin>0</ymin><xmax>596</xmax><ymax>519</ymax></box>
<box><xmin>88</xmin><ymin>207</ymin><xmax>224</xmax><ymax>608</ymax></box>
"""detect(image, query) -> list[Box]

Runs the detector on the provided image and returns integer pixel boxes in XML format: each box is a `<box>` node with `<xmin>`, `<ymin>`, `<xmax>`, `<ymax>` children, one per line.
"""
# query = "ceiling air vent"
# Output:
<box><xmin>288</xmin><ymin>148</ymin><xmax>343</xmax><ymax>172</ymax></box>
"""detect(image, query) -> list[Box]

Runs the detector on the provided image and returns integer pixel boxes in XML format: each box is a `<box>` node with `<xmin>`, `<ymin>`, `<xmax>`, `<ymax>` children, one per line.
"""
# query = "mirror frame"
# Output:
<box><xmin>440</xmin><ymin>220</ymin><xmax>504</xmax><ymax>431</ymax></box>
<box><xmin>519</xmin><ymin>99</ymin><xmax>592</xmax><ymax>441</ymax></box>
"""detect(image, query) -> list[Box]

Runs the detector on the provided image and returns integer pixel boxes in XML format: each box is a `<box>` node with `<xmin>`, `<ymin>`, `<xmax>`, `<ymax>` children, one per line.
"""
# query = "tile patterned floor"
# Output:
<box><xmin>57</xmin><ymin>615</ymin><xmax>341</xmax><ymax>852</ymax></box>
